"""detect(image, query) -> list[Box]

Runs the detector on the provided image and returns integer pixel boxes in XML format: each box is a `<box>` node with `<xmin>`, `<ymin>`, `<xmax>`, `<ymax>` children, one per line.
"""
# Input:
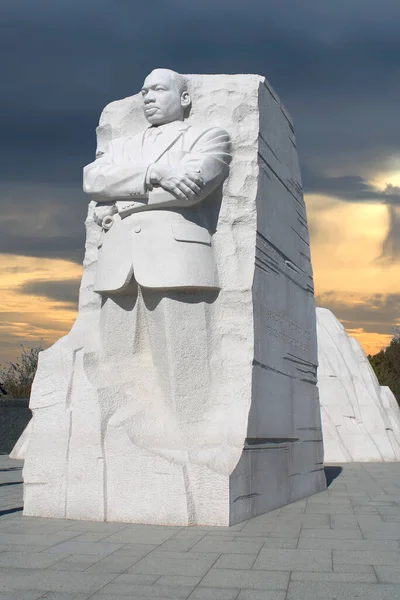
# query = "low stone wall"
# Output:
<box><xmin>0</xmin><ymin>399</ymin><xmax>31</xmax><ymax>455</ymax></box>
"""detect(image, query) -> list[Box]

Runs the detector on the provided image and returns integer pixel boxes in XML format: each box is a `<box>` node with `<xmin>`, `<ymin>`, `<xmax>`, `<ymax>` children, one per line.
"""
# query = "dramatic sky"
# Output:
<box><xmin>1</xmin><ymin>0</ymin><xmax>400</xmax><ymax>364</ymax></box>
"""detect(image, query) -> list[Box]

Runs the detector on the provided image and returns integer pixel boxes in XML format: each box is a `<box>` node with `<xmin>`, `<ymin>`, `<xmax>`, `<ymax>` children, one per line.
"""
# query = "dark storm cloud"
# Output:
<box><xmin>316</xmin><ymin>292</ymin><xmax>400</xmax><ymax>337</ymax></box>
<box><xmin>19</xmin><ymin>278</ymin><xmax>80</xmax><ymax>305</ymax></box>
<box><xmin>302</xmin><ymin>172</ymin><xmax>400</xmax><ymax>262</ymax></box>
<box><xmin>0</xmin><ymin>182</ymin><xmax>86</xmax><ymax>263</ymax></box>
<box><xmin>303</xmin><ymin>171</ymin><xmax>400</xmax><ymax>205</ymax></box>
<box><xmin>2</xmin><ymin>0</ymin><xmax>400</xmax><ymax>259</ymax></box>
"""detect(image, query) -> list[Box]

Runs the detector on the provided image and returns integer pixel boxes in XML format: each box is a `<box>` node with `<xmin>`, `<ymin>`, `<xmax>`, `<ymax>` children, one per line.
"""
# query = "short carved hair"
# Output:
<box><xmin>148</xmin><ymin>68</ymin><xmax>188</xmax><ymax>96</ymax></box>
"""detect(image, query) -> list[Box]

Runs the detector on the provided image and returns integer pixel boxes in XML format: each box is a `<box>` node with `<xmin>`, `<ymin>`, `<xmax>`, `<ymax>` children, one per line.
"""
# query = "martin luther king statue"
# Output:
<box><xmin>22</xmin><ymin>70</ymin><xmax>325</xmax><ymax>526</ymax></box>
<box><xmin>83</xmin><ymin>68</ymin><xmax>231</xmax><ymax>292</ymax></box>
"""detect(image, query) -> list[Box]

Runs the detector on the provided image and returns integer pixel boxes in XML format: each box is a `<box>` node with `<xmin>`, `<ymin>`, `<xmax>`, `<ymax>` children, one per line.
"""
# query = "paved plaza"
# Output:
<box><xmin>0</xmin><ymin>456</ymin><xmax>400</xmax><ymax>599</ymax></box>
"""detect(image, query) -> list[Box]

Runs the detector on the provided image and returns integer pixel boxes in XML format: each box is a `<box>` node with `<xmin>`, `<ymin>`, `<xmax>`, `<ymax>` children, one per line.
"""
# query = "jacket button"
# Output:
<box><xmin>134</xmin><ymin>225</ymin><xmax>141</xmax><ymax>233</ymax></box>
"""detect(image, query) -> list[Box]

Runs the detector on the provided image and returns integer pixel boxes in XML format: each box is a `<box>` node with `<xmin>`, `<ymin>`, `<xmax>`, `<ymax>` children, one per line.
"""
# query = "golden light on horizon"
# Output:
<box><xmin>307</xmin><ymin>194</ymin><xmax>398</xmax><ymax>295</ymax></box>
<box><xmin>0</xmin><ymin>254</ymin><xmax>81</xmax><ymax>364</ymax></box>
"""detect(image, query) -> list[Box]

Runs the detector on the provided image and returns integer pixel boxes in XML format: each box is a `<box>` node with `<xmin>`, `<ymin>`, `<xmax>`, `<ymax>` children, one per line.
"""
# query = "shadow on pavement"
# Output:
<box><xmin>0</xmin><ymin>506</ymin><xmax>23</xmax><ymax>517</ymax></box>
<box><xmin>324</xmin><ymin>465</ymin><xmax>343</xmax><ymax>487</ymax></box>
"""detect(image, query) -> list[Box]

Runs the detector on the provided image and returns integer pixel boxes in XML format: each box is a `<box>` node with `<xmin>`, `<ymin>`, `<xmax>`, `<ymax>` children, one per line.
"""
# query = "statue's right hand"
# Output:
<box><xmin>149</xmin><ymin>165</ymin><xmax>205</xmax><ymax>201</ymax></box>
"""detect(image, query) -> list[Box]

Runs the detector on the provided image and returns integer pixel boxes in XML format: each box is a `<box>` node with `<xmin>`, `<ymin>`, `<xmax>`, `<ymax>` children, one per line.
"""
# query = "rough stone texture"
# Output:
<box><xmin>22</xmin><ymin>74</ymin><xmax>325</xmax><ymax>526</ymax></box>
<box><xmin>317</xmin><ymin>307</ymin><xmax>400</xmax><ymax>462</ymax></box>
<box><xmin>0</xmin><ymin>400</ymin><xmax>31</xmax><ymax>455</ymax></box>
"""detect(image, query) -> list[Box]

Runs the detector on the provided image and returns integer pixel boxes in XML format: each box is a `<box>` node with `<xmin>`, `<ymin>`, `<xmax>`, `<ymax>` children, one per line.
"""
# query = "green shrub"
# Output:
<box><xmin>368</xmin><ymin>327</ymin><xmax>400</xmax><ymax>400</ymax></box>
<box><xmin>0</xmin><ymin>345</ymin><xmax>42</xmax><ymax>399</ymax></box>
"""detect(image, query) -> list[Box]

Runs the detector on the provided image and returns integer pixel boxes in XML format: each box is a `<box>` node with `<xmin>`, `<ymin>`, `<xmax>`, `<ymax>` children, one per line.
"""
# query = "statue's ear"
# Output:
<box><xmin>181</xmin><ymin>91</ymin><xmax>191</xmax><ymax>108</ymax></box>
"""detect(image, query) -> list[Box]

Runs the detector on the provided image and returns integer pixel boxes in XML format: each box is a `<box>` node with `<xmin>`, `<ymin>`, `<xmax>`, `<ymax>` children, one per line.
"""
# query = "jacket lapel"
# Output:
<box><xmin>143</xmin><ymin>123</ymin><xmax>190</xmax><ymax>163</ymax></box>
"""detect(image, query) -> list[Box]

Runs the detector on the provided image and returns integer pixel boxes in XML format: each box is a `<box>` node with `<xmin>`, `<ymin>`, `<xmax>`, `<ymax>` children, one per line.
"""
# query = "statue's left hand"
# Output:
<box><xmin>93</xmin><ymin>203</ymin><xmax>118</xmax><ymax>227</ymax></box>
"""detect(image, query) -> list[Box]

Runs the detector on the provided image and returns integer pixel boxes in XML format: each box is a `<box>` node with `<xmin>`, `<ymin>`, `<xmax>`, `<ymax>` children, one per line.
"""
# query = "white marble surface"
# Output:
<box><xmin>22</xmin><ymin>72</ymin><xmax>324</xmax><ymax>526</ymax></box>
<box><xmin>317</xmin><ymin>307</ymin><xmax>400</xmax><ymax>462</ymax></box>
<box><xmin>9</xmin><ymin>420</ymin><xmax>32</xmax><ymax>460</ymax></box>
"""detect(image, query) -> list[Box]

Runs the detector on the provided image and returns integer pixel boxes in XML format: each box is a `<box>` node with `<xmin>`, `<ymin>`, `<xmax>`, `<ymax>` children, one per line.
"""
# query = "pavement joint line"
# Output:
<box><xmin>186</xmin><ymin>550</ymin><xmax>222</xmax><ymax>599</ymax></box>
<box><xmin>284</xmin><ymin>569</ymin><xmax>292</xmax><ymax>600</ymax></box>
<box><xmin>250</xmin><ymin>531</ymin><xmax>265</xmax><ymax>569</ymax></box>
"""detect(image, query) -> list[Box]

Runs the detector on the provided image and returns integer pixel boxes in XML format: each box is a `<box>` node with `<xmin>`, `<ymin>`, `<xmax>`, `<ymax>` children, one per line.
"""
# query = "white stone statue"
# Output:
<box><xmin>84</xmin><ymin>69</ymin><xmax>231</xmax><ymax>292</ymax></box>
<box><xmin>22</xmin><ymin>71</ymin><xmax>325</xmax><ymax>526</ymax></box>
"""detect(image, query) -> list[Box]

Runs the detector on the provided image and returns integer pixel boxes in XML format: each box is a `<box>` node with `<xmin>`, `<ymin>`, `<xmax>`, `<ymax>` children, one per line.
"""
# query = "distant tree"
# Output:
<box><xmin>0</xmin><ymin>345</ymin><xmax>42</xmax><ymax>399</ymax></box>
<box><xmin>368</xmin><ymin>326</ymin><xmax>400</xmax><ymax>401</ymax></box>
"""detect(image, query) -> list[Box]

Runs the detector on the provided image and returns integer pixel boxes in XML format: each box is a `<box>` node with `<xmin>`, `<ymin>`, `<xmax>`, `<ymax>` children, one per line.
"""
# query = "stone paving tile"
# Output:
<box><xmin>241</xmin><ymin>524</ymin><xmax>301</xmax><ymax>538</ymax></box>
<box><xmin>0</xmin><ymin>531</ymin><xmax>87</xmax><ymax>546</ymax></box>
<box><xmin>252</xmin><ymin>548</ymin><xmax>332</xmax><ymax>572</ymax></box>
<box><xmin>0</xmin><ymin>544</ymin><xmax>50</xmax><ymax>552</ymax></box>
<box><xmin>157</xmin><ymin>537</ymin><xmax>206</xmax><ymax>552</ymax></box>
<box><xmin>0</xmin><ymin>593</ymin><xmax>45</xmax><ymax>600</ymax></box>
<box><xmin>61</xmin><ymin>521</ymin><xmax>128</xmax><ymax>532</ymax></box>
<box><xmin>237</xmin><ymin>592</ymin><xmax>286</xmax><ymax>600</ymax></box>
<box><xmin>188</xmin><ymin>588</ymin><xmax>239</xmax><ymax>599</ymax></box>
<box><xmin>128</xmin><ymin>550</ymin><xmax>220</xmax><ymax>576</ymax></box>
<box><xmin>83</xmin><ymin>553</ymin><xmax>143</xmax><ymax>573</ymax></box>
<box><xmin>91</xmin><ymin>596</ymin><xmax>177</xmax><ymax>600</ymax></box>
<box><xmin>212</xmin><ymin>553</ymin><xmax>257</xmax><ymax>570</ymax></box>
<box><xmin>334</xmin><ymin>563</ymin><xmax>376</xmax><ymax>573</ymax></box>
<box><xmin>190</xmin><ymin>539</ymin><xmax>263</xmax><ymax>554</ymax></box>
<box><xmin>47</xmin><ymin>554</ymin><xmax>106</xmax><ymax>571</ymax></box>
<box><xmin>32</xmin><ymin>594</ymin><xmax>92</xmax><ymax>600</ymax></box>
<box><xmin>330</xmin><ymin>514</ymin><xmax>383</xmax><ymax>529</ymax></box>
<box><xmin>290</xmin><ymin>571</ymin><xmax>378</xmax><ymax>583</ymax></box>
<box><xmin>155</xmin><ymin>575</ymin><xmax>203</xmax><ymax>587</ymax></box>
<box><xmin>96</xmin><ymin>580</ymin><xmax>194</xmax><ymax>597</ymax></box>
<box><xmin>298</xmin><ymin>538</ymin><xmax>399</xmax><ymax>551</ymax></box>
<box><xmin>333</xmin><ymin>549</ymin><xmax>400</xmax><ymax>566</ymax></box>
<box><xmin>45</xmin><ymin>540</ymin><xmax>124</xmax><ymax>555</ymax></box>
<box><xmin>110</xmin><ymin>543</ymin><xmax>158</xmax><ymax>557</ymax></box>
<box><xmin>359</xmin><ymin>522</ymin><xmax>400</xmax><ymax>539</ymax></box>
<box><xmin>375</xmin><ymin>566</ymin><xmax>400</xmax><ymax>582</ymax></box>
<box><xmin>67</xmin><ymin>531</ymin><xmax>112</xmax><ymax>542</ymax></box>
<box><xmin>300</xmin><ymin>527</ymin><xmax>362</xmax><ymax>539</ymax></box>
<box><xmin>287</xmin><ymin>581</ymin><xmax>400</xmax><ymax>599</ymax></box>
<box><xmin>259</xmin><ymin>538</ymin><xmax>298</xmax><ymax>549</ymax></box>
<box><xmin>0</xmin><ymin>566</ymin><xmax>116</xmax><ymax>594</ymax></box>
<box><xmin>200</xmin><ymin>569</ymin><xmax>290</xmax><ymax>591</ymax></box>
<box><xmin>0</xmin><ymin>551</ymin><xmax>70</xmax><ymax>569</ymax></box>
<box><xmin>103</xmin><ymin>527</ymin><xmax>179</xmax><ymax>545</ymax></box>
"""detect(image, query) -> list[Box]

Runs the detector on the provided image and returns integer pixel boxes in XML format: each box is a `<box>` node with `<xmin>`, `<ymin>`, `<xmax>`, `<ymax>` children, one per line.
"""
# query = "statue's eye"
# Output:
<box><xmin>141</xmin><ymin>89</ymin><xmax>147</xmax><ymax>96</ymax></box>
<box><xmin>155</xmin><ymin>86</ymin><xmax>166</xmax><ymax>91</ymax></box>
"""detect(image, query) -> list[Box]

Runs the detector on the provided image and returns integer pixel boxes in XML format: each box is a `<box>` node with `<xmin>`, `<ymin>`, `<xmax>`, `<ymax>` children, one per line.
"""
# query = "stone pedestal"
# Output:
<box><xmin>23</xmin><ymin>74</ymin><xmax>325</xmax><ymax>526</ymax></box>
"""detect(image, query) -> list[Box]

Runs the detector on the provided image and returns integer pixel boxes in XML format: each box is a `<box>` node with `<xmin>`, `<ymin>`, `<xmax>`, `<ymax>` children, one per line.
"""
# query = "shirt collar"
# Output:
<box><xmin>145</xmin><ymin>120</ymin><xmax>189</xmax><ymax>135</ymax></box>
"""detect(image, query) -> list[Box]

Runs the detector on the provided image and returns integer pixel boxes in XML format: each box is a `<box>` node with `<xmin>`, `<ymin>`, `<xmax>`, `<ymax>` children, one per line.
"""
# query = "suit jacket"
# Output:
<box><xmin>83</xmin><ymin>121</ymin><xmax>231</xmax><ymax>292</ymax></box>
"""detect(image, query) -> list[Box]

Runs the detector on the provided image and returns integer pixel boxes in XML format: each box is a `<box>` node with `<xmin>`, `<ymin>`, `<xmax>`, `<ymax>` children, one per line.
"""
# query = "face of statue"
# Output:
<box><xmin>141</xmin><ymin>69</ymin><xmax>190</xmax><ymax>126</ymax></box>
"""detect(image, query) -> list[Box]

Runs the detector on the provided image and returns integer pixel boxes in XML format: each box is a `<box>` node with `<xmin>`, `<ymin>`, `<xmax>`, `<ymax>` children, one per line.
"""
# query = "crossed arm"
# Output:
<box><xmin>83</xmin><ymin>127</ymin><xmax>231</xmax><ymax>209</ymax></box>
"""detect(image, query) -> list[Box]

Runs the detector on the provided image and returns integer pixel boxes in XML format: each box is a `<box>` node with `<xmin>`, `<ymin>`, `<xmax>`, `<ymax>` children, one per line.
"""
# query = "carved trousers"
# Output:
<box><xmin>96</xmin><ymin>283</ymin><xmax>218</xmax><ymax>451</ymax></box>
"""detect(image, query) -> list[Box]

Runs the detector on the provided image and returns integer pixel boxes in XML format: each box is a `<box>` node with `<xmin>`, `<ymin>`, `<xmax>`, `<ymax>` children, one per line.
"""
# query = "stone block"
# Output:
<box><xmin>22</xmin><ymin>71</ymin><xmax>324</xmax><ymax>526</ymax></box>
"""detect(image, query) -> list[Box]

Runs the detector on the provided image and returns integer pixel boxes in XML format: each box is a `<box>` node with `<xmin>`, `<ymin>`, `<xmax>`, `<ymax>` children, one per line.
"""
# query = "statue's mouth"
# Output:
<box><xmin>145</xmin><ymin>106</ymin><xmax>159</xmax><ymax>116</ymax></box>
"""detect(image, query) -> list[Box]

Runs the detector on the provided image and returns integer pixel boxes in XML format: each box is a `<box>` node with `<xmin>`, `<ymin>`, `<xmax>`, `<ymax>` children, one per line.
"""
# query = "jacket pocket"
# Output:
<box><xmin>171</xmin><ymin>222</ymin><xmax>211</xmax><ymax>245</ymax></box>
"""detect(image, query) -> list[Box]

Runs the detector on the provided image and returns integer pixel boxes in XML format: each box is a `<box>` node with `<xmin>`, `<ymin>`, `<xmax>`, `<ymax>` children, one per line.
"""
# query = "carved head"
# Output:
<box><xmin>141</xmin><ymin>69</ymin><xmax>191</xmax><ymax>126</ymax></box>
